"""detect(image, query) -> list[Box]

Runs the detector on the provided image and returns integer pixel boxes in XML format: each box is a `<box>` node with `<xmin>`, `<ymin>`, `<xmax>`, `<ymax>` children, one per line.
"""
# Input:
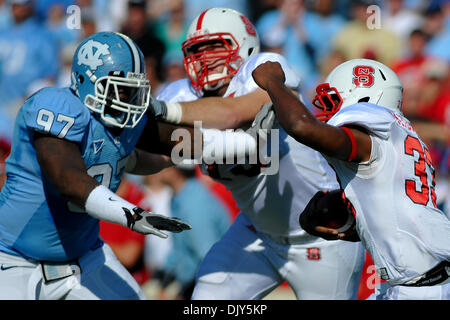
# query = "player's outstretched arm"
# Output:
<box><xmin>125</xmin><ymin>149</ymin><xmax>173</xmax><ymax>176</ymax></box>
<box><xmin>136</xmin><ymin>114</ymin><xmax>262</xmax><ymax>165</ymax></box>
<box><xmin>34</xmin><ymin>133</ymin><xmax>191</xmax><ymax>238</ymax></box>
<box><xmin>252</xmin><ymin>61</ymin><xmax>372</xmax><ymax>163</ymax></box>
<box><xmin>151</xmin><ymin>89</ymin><xmax>271</xmax><ymax>129</ymax></box>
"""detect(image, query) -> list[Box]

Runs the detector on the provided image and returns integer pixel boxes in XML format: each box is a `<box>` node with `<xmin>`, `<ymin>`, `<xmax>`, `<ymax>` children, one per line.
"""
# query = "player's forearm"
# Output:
<box><xmin>157</xmin><ymin>90</ymin><xmax>270</xmax><ymax>129</ymax></box>
<box><xmin>180</xmin><ymin>98</ymin><xmax>244</xmax><ymax>129</ymax></box>
<box><xmin>265</xmin><ymin>80</ymin><xmax>318</xmax><ymax>141</ymax></box>
<box><xmin>264</xmin><ymin>80</ymin><xmax>354</xmax><ymax>160</ymax></box>
<box><xmin>126</xmin><ymin>149</ymin><xmax>173</xmax><ymax>175</ymax></box>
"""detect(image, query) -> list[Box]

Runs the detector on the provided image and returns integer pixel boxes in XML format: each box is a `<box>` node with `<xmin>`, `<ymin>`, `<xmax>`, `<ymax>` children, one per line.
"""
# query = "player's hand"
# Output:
<box><xmin>149</xmin><ymin>96</ymin><xmax>168</xmax><ymax>119</ymax></box>
<box><xmin>123</xmin><ymin>207</ymin><xmax>191</xmax><ymax>238</ymax></box>
<box><xmin>314</xmin><ymin>225</ymin><xmax>360</xmax><ymax>242</ymax></box>
<box><xmin>252</xmin><ymin>61</ymin><xmax>286</xmax><ymax>91</ymax></box>
<box><xmin>245</xmin><ymin>102</ymin><xmax>277</xmax><ymax>142</ymax></box>
<box><xmin>299</xmin><ymin>190</ymin><xmax>361</xmax><ymax>242</ymax></box>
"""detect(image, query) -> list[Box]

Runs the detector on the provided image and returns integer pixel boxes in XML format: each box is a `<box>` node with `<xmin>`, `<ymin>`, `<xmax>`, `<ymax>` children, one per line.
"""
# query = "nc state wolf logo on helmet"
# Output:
<box><xmin>240</xmin><ymin>15</ymin><xmax>256</xmax><ymax>36</ymax></box>
<box><xmin>77</xmin><ymin>40</ymin><xmax>110</xmax><ymax>71</ymax></box>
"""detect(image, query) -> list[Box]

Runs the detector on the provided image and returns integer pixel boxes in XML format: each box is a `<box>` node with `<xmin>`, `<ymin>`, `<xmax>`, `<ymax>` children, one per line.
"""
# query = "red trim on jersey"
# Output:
<box><xmin>196</xmin><ymin>10</ymin><xmax>208</xmax><ymax>30</ymax></box>
<box><xmin>340</xmin><ymin>126</ymin><xmax>357</xmax><ymax>161</ymax></box>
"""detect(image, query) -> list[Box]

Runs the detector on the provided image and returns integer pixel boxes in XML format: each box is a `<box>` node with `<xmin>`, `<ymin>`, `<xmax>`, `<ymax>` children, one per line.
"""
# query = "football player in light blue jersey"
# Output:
<box><xmin>0</xmin><ymin>31</ymin><xmax>191</xmax><ymax>300</ymax></box>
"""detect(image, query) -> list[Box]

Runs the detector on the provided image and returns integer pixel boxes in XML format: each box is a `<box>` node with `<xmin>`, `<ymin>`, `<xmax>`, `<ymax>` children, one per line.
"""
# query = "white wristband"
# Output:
<box><xmin>85</xmin><ymin>185</ymin><xmax>136</xmax><ymax>227</ymax></box>
<box><xmin>202</xmin><ymin>128</ymin><xmax>257</xmax><ymax>164</ymax></box>
<box><xmin>165</xmin><ymin>102</ymin><xmax>183</xmax><ymax>124</ymax></box>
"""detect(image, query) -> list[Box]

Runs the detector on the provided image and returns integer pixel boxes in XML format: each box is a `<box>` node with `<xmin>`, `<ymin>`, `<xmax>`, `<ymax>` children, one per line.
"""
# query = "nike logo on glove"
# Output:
<box><xmin>0</xmin><ymin>264</ymin><xmax>16</xmax><ymax>271</ymax></box>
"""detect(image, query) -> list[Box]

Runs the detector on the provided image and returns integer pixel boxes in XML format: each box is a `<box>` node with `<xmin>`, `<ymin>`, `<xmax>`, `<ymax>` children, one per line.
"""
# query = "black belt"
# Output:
<box><xmin>402</xmin><ymin>261</ymin><xmax>450</xmax><ymax>287</ymax></box>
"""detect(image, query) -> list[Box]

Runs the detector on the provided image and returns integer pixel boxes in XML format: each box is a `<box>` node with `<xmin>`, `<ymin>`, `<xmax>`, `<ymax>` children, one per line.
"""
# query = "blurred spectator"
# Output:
<box><xmin>163</xmin><ymin>51</ymin><xmax>186</xmax><ymax>82</ymax></box>
<box><xmin>56</xmin><ymin>43</ymin><xmax>77</xmax><ymax>87</ymax></box>
<box><xmin>140</xmin><ymin>171</ymin><xmax>175</xmax><ymax>300</ymax></box>
<box><xmin>33</xmin><ymin>0</ymin><xmax>72</xmax><ymax>22</ymax></box>
<box><xmin>0</xmin><ymin>0</ymin><xmax>12</xmax><ymax>30</ymax></box>
<box><xmin>306</xmin><ymin>0</ymin><xmax>346</xmax><ymax>68</ymax></box>
<box><xmin>0</xmin><ymin>0</ymin><xmax>59</xmax><ymax>137</ymax></box>
<box><xmin>303</xmin><ymin>49</ymin><xmax>347</xmax><ymax>106</ymax></box>
<box><xmin>75</xmin><ymin>0</ymin><xmax>118</xmax><ymax>32</ymax></box>
<box><xmin>195</xmin><ymin>166</ymin><xmax>240</xmax><ymax>221</ymax></box>
<box><xmin>381</xmin><ymin>0</ymin><xmax>424</xmax><ymax>46</ymax></box>
<box><xmin>159</xmin><ymin>165</ymin><xmax>231</xmax><ymax>299</ymax></box>
<box><xmin>180</xmin><ymin>0</ymin><xmax>250</xmax><ymax>23</ymax></box>
<box><xmin>99</xmin><ymin>176</ymin><xmax>150</xmax><ymax>285</ymax></box>
<box><xmin>0</xmin><ymin>109</ymin><xmax>14</xmax><ymax>142</ymax></box>
<box><xmin>80</xmin><ymin>6</ymin><xmax>97</xmax><ymax>37</ymax></box>
<box><xmin>156</xmin><ymin>50</ymin><xmax>187</xmax><ymax>95</ymax></box>
<box><xmin>332</xmin><ymin>0</ymin><xmax>401</xmax><ymax>65</ymax></box>
<box><xmin>46</xmin><ymin>2</ymin><xmax>80</xmax><ymax>48</ymax></box>
<box><xmin>153</xmin><ymin>0</ymin><xmax>188</xmax><ymax>58</ymax></box>
<box><xmin>256</xmin><ymin>0</ymin><xmax>317</xmax><ymax>89</ymax></box>
<box><xmin>423</xmin><ymin>2</ymin><xmax>450</xmax><ymax>61</ymax></box>
<box><xmin>121</xmin><ymin>0</ymin><xmax>166</xmax><ymax>94</ymax></box>
<box><xmin>403</xmin><ymin>0</ymin><xmax>429</xmax><ymax>11</ymax></box>
<box><xmin>415</xmin><ymin>59</ymin><xmax>450</xmax><ymax>125</ymax></box>
<box><xmin>391</xmin><ymin>28</ymin><xmax>432</xmax><ymax>118</ymax></box>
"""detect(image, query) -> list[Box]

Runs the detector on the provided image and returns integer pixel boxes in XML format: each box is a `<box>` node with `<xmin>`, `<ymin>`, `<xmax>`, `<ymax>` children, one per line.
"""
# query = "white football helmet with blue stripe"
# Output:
<box><xmin>71</xmin><ymin>32</ymin><xmax>150</xmax><ymax>129</ymax></box>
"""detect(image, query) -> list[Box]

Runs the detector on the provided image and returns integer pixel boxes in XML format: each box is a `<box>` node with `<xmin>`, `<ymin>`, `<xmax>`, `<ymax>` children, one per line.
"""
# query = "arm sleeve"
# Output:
<box><xmin>236</xmin><ymin>52</ymin><xmax>301</xmax><ymax>92</ymax></box>
<box><xmin>156</xmin><ymin>79</ymin><xmax>200</xmax><ymax>103</ymax></box>
<box><xmin>327</xmin><ymin>103</ymin><xmax>397</xmax><ymax>140</ymax></box>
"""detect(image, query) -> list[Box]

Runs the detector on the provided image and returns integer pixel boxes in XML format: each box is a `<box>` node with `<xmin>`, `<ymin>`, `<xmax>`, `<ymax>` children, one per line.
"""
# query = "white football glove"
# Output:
<box><xmin>123</xmin><ymin>207</ymin><xmax>191</xmax><ymax>238</ymax></box>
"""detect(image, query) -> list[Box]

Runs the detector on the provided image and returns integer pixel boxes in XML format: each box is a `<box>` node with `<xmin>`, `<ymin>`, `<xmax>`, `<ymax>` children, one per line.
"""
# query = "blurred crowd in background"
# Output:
<box><xmin>0</xmin><ymin>0</ymin><xmax>448</xmax><ymax>300</ymax></box>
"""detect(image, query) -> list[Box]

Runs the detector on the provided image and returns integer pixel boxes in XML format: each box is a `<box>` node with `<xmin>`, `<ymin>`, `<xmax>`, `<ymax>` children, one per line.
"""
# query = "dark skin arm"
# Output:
<box><xmin>34</xmin><ymin>132</ymin><xmax>99</xmax><ymax>208</ymax></box>
<box><xmin>252</xmin><ymin>61</ymin><xmax>372</xmax><ymax>163</ymax></box>
<box><xmin>136</xmin><ymin>113</ymin><xmax>203</xmax><ymax>161</ymax></box>
<box><xmin>252</xmin><ymin>61</ymin><xmax>372</xmax><ymax>239</ymax></box>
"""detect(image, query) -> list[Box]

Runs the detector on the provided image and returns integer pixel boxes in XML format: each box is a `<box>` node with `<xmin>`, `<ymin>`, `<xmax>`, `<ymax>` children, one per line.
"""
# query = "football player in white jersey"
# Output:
<box><xmin>252</xmin><ymin>58</ymin><xmax>450</xmax><ymax>300</ymax></box>
<box><xmin>150</xmin><ymin>7</ymin><xmax>365</xmax><ymax>300</ymax></box>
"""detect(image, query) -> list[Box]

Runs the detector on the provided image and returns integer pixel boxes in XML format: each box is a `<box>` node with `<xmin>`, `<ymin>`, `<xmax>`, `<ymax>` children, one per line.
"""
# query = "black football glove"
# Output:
<box><xmin>299</xmin><ymin>190</ymin><xmax>360</xmax><ymax>242</ymax></box>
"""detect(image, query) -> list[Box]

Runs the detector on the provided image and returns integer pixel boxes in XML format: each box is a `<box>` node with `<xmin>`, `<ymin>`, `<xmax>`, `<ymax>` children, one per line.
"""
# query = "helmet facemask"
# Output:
<box><xmin>312</xmin><ymin>83</ymin><xmax>344</xmax><ymax>122</ymax></box>
<box><xmin>182</xmin><ymin>33</ymin><xmax>243</xmax><ymax>92</ymax></box>
<box><xmin>84</xmin><ymin>72</ymin><xmax>150</xmax><ymax>129</ymax></box>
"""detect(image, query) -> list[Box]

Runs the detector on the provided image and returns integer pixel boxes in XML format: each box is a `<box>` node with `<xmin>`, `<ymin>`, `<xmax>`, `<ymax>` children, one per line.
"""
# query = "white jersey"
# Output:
<box><xmin>326</xmin><ymin>103</ymin><xmax>450</xmax><ymax>285</ymax></box>
<box><xmin>158</xmin><ymin>52</ymin><xmax>339</xmax><ymax>237</ymax></box>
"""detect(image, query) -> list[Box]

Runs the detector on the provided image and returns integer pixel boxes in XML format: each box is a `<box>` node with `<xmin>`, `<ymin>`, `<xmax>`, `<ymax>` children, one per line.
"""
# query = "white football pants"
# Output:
<box><xmin>192</xmin><ymin>213</ymin><xmax>365</xmax><ymax>300</ymax></box>
<box><xmin>0</xmin><ymin>243</ymin><xmax>146</xmax><ymax>300</ymax></box>
<box><xmin>367</xmin><ymin>280</ymin><xmax>450</xmax><ymax>300</ymax></box>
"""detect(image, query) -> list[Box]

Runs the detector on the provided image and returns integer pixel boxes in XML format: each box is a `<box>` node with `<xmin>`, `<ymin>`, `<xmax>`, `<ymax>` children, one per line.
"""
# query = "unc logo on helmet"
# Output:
<box><xmin>71</xmin><ymin>32</ymin><xmax>150</xmax><ymax>129</ymax></box>
<box><xmin>77</xmin><ymin>40</ymin><xmax>110</xmax><ymax>71</ymax></box>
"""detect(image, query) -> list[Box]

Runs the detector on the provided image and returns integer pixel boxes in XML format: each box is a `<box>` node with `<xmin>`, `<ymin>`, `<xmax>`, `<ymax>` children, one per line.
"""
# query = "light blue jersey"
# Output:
<box><xmin>0</xmin><ymin>87</ymin><xmax>146</xmax><ymax>261</ymax></box>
